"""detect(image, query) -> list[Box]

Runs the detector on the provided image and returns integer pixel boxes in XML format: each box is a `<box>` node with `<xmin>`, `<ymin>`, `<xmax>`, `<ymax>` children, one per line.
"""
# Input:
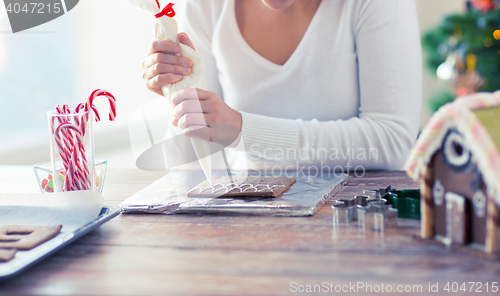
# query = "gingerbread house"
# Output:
<box><xmin>405</xmin><ymin>91</ymin><xmax>500</xmax><ymax>257</ymax></box>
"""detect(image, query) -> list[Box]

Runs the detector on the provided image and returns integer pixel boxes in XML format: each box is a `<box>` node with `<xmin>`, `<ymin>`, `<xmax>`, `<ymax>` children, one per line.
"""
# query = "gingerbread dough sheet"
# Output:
<box><xmin>187</xmin><ymin>176</ymin><xmax>296</xmax><ymax>198</ymax></box>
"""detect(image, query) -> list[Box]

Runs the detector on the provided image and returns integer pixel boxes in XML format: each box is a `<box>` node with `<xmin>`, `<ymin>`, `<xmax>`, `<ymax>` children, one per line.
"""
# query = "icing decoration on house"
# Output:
<box><xmin>405</xmin><ymin>91</ymin><xmax>500</xmax><ymax>258</ymax></box>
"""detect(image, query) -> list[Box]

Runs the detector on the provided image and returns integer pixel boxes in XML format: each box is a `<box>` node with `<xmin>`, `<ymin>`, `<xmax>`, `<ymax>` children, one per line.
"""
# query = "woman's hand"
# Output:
<box><xmin>142</xmin><ymin>33</ymin><xmax>194</xmax><ymax>96</ymax></box>
<box><xmin>171</xmin><ymin>88</ymin><xmax>242</xmax><ymax>147</ymax></box>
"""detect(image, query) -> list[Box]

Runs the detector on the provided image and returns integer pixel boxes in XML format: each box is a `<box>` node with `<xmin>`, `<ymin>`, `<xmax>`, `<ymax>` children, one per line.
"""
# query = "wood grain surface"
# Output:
<box><xmin>1</xmin><ymin>167</ymin><xmax>499</xmax><ymax>296</ymax></box>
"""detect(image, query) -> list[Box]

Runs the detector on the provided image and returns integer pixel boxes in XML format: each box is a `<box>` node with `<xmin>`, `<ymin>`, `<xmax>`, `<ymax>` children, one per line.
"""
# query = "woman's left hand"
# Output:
<box><xmin>171</xmin><ymin>88</ymin><xmax>242</xmax><ymax>146</ymax></box>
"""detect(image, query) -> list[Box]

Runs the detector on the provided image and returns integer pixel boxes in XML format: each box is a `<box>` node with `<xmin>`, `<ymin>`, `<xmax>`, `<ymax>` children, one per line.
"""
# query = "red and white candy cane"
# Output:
<box><xmin>67</xmin><ymin>148</ymin><xmax>80</xmax><ymax>191</ymax></box>
<box><xmin>77</xmin><ymin>89</ymin><xmax>116</xmax><ymax>122</ymax></box>
<box><xmin>54</xmin><ymin>123</ymin><xmax>73</xmax><ymax>191</ymax></box>
<box><xmin>54</xmin><ymin>122</ymin><xmax>79</xmax><ymax>190</ymax></box>
<box><xmin>89</xmin><ymin>89</ymin><xmax>116</xmax><ymax>121</ymax></box>
<box><xmin>75</xmin><ymin>102</ymin><xmax>96</xmax><ymax>136</ymax></box>
<box><xmin>52</xmin><ymin>105</ymin><xmax>68</xmax><ymax>132</ymax></box>
<box><xmin>54</xmin><ymin>122</ymin><xmax>89</xmax><ymax>191</ymax></box>
<box><xmin>52</xmin><ymin>105</ymin><xmax>74</xmax><ymax>165</ymax></box>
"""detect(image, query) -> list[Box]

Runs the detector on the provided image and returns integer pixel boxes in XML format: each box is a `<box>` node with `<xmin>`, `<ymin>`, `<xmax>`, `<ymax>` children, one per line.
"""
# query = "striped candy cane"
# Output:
<box><xmin>56</xmin><ymin>105</ymin><xmax>93</xmax><ymax>190</ymax></box>
<box><xmin>87</xmin><ymin>89</ymin><xmax>117</xmax><ymax>121</ymax></box>
<box><xmin>53</xmin><ymin>105</ymin><xmax>73</xmax><ymax>170</ymax></box>
<box><xmin>75</xmin><ymin>103</ymin><xmax>97</xmax><ymax>136</ymax></box>
<box><xmin>54</xmin><ymin>122</ymin><xmax>89</xmax><ymax>191</ymax></box>
<box><xmin>75</xmin><ymin>89</ymin><xmax>116</xmax><ymax>123</ymax></box>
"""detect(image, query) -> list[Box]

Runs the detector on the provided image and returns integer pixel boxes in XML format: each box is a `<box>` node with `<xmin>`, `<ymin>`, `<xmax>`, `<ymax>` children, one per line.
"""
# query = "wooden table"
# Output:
<box><xmin>1</xmin><ymin>167</ymin><xmax>499</xmax><ymax>295</ymax></box>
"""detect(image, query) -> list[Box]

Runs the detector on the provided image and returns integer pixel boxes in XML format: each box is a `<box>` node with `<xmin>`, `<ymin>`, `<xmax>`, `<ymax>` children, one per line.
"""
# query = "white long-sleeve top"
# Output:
<box><xmin>177</xmin><ymin>0</ymin><xmax>422</xmax><ymax>171</ymax></box>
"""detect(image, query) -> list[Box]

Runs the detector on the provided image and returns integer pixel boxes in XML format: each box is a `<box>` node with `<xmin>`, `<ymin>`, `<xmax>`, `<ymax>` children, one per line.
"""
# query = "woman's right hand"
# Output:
<box><xmin>142</xmin><ymin>33</ymin><xmax>195</xmax><ymax>96</ymax></box>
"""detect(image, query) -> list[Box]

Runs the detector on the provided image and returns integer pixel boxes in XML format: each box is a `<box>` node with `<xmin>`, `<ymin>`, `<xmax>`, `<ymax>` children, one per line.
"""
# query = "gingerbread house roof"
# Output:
<box><xmin>405</xmin><ymin>91</ymin><xmax>500</xmax><ymax>204</ymax></box>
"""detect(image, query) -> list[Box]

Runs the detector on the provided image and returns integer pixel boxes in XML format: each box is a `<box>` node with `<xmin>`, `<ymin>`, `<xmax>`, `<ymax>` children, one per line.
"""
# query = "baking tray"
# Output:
<box><xmin>0</xmin><ymin>206</ymin><xmax>120</xmax><ymax>280</ymax></box>
<box><xmin>119</xmin><ymin>171</ymin><xmax>348</xmax><ymax>216</ymax></box>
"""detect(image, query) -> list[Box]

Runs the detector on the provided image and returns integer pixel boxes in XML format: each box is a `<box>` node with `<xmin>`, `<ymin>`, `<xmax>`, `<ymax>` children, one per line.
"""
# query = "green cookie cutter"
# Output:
<box><xmin>385</xmin><ymin>189</ymin><xmax>421</xmax><ymax>220</ymax></box>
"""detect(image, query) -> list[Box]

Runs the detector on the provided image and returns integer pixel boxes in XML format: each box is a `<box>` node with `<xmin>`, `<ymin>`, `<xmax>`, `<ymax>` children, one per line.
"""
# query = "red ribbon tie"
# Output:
<box><xmin>155</xmin><ymin>2</ymin><xmax>176</xmax><ymax>18</ymax></box>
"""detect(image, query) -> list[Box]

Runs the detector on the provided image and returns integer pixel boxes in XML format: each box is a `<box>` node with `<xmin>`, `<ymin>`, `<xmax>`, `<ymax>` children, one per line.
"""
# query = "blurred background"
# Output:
<box><xmin>0</xmin><ymin>0</ymin><xmax>496</xmax><ymax>167</ymax></box>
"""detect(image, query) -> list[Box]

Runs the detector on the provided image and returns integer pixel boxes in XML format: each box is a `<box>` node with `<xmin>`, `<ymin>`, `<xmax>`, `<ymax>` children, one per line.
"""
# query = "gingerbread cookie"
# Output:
<box><xmin>187</xmin><ymin>176</ymin><xmax>296</xmax><ymax>198</ymax></box>
<box><xmin>0</xmin><ymin>249</ymin><xmax>16</xmax><ymax>262</ymax></box>
<box><xmin>0</xmin><ymin>225</ymin><xmax>62</xmax><ymax>250</ymax></box>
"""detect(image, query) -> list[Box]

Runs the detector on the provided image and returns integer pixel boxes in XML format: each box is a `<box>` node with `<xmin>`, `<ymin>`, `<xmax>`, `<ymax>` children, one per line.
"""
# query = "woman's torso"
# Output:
<box><xmin>211</xmin><ymin>0</ymin><xmax>360</xmax><ymax>121</ymax></box>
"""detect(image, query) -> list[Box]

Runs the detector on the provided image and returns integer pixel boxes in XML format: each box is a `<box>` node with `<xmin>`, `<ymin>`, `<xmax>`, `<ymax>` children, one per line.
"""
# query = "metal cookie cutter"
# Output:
<box><xmin>332</xmin><ymin>194</ymin><xmax>386</xmax><ymax>225</ymax></box>
<box><xmin>365</xmin><ymin>185</ymin><xmax>421</xmax><ymax>220</ymax></box>
<box><xmin>363</xmin><ymin>185</ymin><xmax>393</xmax><ymax>200</ymax></box>
<box><xmin>358</xmin><ymin>185</ymin><xmax>399</xmax><ymax>231</ymax></box>
<box><xmin>357</xmin><ymin>202</ymin><xmax>398</xmax><ymax>232</ymax></box>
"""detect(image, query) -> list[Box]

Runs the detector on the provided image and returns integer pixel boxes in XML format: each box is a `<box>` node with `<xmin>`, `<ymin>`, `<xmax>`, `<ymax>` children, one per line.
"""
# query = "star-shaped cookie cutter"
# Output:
<box><xmin>362</xmin><ymin>185</ymin><xmax>393</xmax><ymax>200</ymax></box>
<box><xmin>357</xmin><ymin>202</ymin><xmax>398</xmax><ymax>232</ymax></box>
<box><xmin>332</xmin><ymin>185</ymin><xmax>399</xmax><ymax>231</ymax></box>
<box><xmin>332</xmin><ymin>194</ymin><xmax>387</xmax><ymax>224</ymax></box>
<box><xmin>364</xmin><ymin>185</ymin><xmax>421</xmax><ymax>220</ymax></box>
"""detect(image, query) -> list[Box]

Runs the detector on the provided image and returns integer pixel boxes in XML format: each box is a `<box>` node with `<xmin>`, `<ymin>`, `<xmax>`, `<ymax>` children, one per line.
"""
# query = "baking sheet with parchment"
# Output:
<box><xmin>0</xmin><ymin>191</ymin><xmax>103</xmax><ymax>277</ymax></box>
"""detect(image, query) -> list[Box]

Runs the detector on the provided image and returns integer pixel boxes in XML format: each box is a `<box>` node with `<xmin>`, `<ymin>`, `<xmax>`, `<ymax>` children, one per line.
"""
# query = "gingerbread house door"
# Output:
<box><xmin>445</xmin><ymin>192</ymin><xmax>470</xmax><ymax>244</ymax></box>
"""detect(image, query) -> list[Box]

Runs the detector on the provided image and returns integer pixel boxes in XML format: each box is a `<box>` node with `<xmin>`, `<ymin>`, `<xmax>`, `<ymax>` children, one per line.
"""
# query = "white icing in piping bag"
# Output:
<box><xmin>127</xmin><ymin>0</ymin><xmax>212</xmax><ymax>184</ymax></box>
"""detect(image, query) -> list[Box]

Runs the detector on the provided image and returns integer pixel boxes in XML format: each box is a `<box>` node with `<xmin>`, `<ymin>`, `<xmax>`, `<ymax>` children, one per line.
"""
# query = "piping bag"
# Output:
<box><xmin>128</xmin><ymin>0</ymin><xmax>212</xmax><ymax>184</ymax></box>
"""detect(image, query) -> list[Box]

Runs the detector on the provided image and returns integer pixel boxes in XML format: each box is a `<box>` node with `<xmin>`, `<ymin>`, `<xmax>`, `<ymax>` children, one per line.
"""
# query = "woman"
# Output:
<box><xmin>141</xmin><ymin>0</ymin><xmax>422</xmax><ymax>172</ymax></box>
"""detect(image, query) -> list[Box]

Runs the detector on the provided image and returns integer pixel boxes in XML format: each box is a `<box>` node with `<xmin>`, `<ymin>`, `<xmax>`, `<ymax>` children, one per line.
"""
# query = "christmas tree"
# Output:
<box><xmin>422</xmin><ymin>0</ymin><xmax>500</xmax><ymax>112</ymax></box>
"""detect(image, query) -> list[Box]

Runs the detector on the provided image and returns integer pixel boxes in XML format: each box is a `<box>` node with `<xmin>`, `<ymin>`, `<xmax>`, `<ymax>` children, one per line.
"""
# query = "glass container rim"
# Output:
<box><xmin>46</xmin><ymin>108</ymin><xmax>92</xmax><ymax>117</ymax></box>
